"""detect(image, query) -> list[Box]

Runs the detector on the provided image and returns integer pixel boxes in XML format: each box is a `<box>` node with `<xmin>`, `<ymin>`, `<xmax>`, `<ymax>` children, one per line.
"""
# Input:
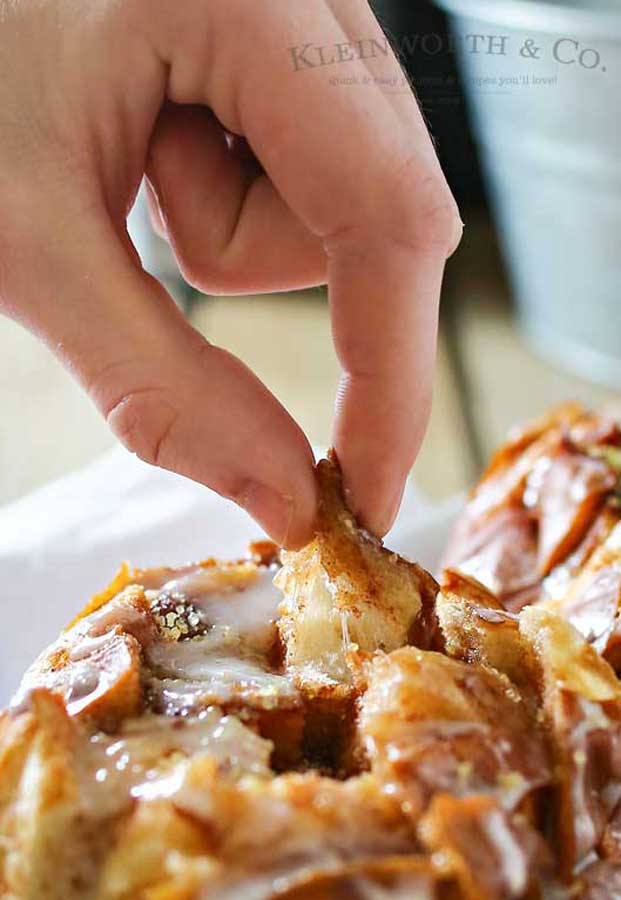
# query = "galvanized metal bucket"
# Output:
<box><xmin>434</xmin><ymin>0</ymin><xmax>621</xmax><ymax>385</ymax></box>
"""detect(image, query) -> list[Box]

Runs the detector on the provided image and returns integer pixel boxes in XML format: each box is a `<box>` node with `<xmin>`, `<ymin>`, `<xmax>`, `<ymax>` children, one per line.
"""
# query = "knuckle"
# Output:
<box><xmin>106</xmin><ymin>387</ymin><xmax>180</xmax><ymax>469</ymax></box>
<box><xmin>326</xmin><ymin>158</ymin><xmax>462</xmax><ymax>262</ymax></box>
<box><xmin>175</xmin><ymin>247</ymin><xmax>239</xmax><ymax>296</ymax></box>
<box><xmin>418</xmin><ymin>192</ymin><xmax>463</xmax><ymax>256</ymax></box>
<box><xmin>175</xmin><ymin>249</ymin><xmax>216</xmax><ymax>291</ymax></box>
<box><xmin>393</xmin><ymin>167</ymin><xmax>462</xmax><ymax>257</ymax></box>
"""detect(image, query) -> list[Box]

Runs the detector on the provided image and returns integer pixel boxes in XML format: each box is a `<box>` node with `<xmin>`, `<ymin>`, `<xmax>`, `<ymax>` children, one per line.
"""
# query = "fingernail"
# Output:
<box><xmin>238</xmin><ymin>481</ymin><xmax>296</xmax><ymax>548</ymax></box>
<box><xmin>379</xmin><ymin>482</ymin><xmax>406</xmax><ymax>536</ymax></box>
<box><xmin>361</xmin><ymin>482</ymin><xmax>406</xmax><ymax>539</ymax></box>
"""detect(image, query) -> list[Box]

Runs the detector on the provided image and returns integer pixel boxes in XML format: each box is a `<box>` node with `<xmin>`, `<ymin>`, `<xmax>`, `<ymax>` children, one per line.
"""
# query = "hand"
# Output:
<box><xmin>0</xmin><ymin>0</ymin><xmax>461</xmax><ymax>547</ymax></box>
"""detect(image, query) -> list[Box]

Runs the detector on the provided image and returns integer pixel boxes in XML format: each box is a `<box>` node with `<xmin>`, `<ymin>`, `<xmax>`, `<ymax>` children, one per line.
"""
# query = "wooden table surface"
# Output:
<box><xmin>1</xmin><ymin>213</ymin><xmax>617</xmax><ymax>508</ymax></box>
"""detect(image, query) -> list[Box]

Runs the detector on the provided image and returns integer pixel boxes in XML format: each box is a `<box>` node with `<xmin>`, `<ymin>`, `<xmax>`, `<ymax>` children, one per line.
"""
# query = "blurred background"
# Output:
<box><xmin>1</xmin><ymin>0</ymin><xmax>619</xmax><ymax>506</ymax></box>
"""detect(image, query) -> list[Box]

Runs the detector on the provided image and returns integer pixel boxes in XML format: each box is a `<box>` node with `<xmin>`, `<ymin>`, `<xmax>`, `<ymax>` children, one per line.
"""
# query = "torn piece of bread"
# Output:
<box><xmin>275</xmin><ymin>451</ymin><xmax>439</xmax><ymax>696</ymax></box>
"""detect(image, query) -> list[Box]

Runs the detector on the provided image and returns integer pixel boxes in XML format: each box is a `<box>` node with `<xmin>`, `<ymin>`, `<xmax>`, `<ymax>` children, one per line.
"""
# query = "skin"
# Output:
<box><xmin>0</xmin><ymin>0</ymin><xmax>461</xmax><ymax>548</ymax></box>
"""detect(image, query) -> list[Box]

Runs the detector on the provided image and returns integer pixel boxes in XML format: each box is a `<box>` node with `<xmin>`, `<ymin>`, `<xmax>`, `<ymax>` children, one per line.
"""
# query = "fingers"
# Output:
<box><xmin>7</xmin><ymin>198</ymin><xmax>317</xmax><ymax>548</ymax></box>
<box><xmin>328</xmin><ymin>223</ymin><xmax>445</xmax><ymax>535</ymax></box>
<box><xmin>146</xmin><ymin>104</ymin><xmax>326</xmax><ymax>295</ymax></box>
<box><xmin>324</xmin><ymin>0</ymin><xmax>425</xmax><ymax>130</ymax></box>
<box><xmin>317</xmin><ymin>0</ymin><xmax>461</xmax><ymax>532</ymax></box>
<box><xmin>160</xmin><ymin>0</ymin><xmax>461</xmax><ymax>535</ymax></box>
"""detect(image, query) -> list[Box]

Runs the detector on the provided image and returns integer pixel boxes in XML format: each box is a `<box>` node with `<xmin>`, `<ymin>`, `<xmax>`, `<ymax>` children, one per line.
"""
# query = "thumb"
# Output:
<box><xmin>4</xmin><ymin>202</ymin><xmax>317</xmax><ymax>548</ymax></box>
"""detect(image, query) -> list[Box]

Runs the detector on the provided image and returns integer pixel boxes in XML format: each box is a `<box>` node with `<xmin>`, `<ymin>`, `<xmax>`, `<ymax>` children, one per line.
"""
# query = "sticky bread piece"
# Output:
<box><xmin>542</xmin><ymin>520</ymin><xmax>621</xmax><ymax>672</ymax></box>
<box><xmin>358</xmin><ymin>646</ymin><xmax>551</xmax><ymax>822</ymax></box>
<box><xmin>0</xmin><ymin>691</ymin><xmax>111</xmax><ymax>900</ymax></box>
<box><xmin>519</xmin><ymin>607</ymin><xmax>621</xmax><ymax>876</ymax></box>
<box><xmin>441</xmin><ymin>506</ymin><xmax>540</xmax><ymax>613</ymax></box>
<box><xmin>209</xmin><ymin>857</ymin><xmax>449</xmax><ymax>900</ymax></box>
<box><xmin>276</xmin><ymin>452</ymin><xmax>439</xmax><ymax>696</ymax></box>
<box><xmin>442</xmin><ymin>405</ymin><xmax>621</xmax><ymax>612</ymax></box>
<box><xmin>541</xmin><ymin>505</ymin><xmax>621</xmax><ymax>606</ymax></box>
<box><xmin>481</xmin><ymin>403</ymin><xmax>585</xmax><ymax>479</ymax></box>
<box><xmin>98</xmin><ymin>767</ymin><xmax>419</xmax><ymax>899</ymax></box>
<box><xmin>533</xmin><ymin>450</ymin><xmax>615</xmax><ymax>577</ymax></box>
<box><xmin>136</xmin><ymin>554</ymin><xmax>305</xmax><ymax>767</ymax></box>
<box><xmin>170</xmin><ymin>768</ymin><xmax>418</xmax><ymax>899</ymax></box>
<box><xmin>14</xmin><ymin>585</ymin><xmax>156</xmax><ymax>730</ymax></box>
<box><xmin>95</xmin><ymin>801</ymin><xmax>217</xmax><ymax>900</ymax></box>
<box><xmin>94</xmin><ymin>756</ymin><xmax>420</xmax><ymax>899</ymax></box>
<box><xmin>439</xmin><ymin>571</ymin><xmax>621</xmax><ymax>877</ymax></box>
<box><xmin>579</xmin><ymin>860</ymin><xmax>621</xmax><ymax>899</ymax></box>
<box><xmin>419</xmin><ymin>794</ymin><xmax>552</xmax><ymax>900</ymax></box>
<box><xmin>436</xmin><ymin>571</ymin><xmax>539</xmax><ymax>699</ymax></box>
<box><xmin>1</xmin><ymin>691</ymin><xmax>274</xmax><ymax>900</ymax></box>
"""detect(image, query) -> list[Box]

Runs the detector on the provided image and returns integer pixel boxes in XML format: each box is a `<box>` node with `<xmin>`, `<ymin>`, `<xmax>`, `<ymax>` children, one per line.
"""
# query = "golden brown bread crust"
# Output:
<box><xmin>4</xmin><ymin>432</ymin><xmax>621</xmax><ymax>898</ymax></box>
<box><xmin>359</xmin><ymin>646</ymin><xmax>551</xmax><ymax>823</ymax></box>
<box><xmin>276</xmin><ymin>452</ymin><xmax>439</xmax><ymax>698</ymax></box>
<box><xmin>443</xmin><ymin>404</ymin><xmax>621</xmax><ymax>630</ymax></box>
<box><xmin>419</xmin><ymin>793</ymin><xmax>553</xmax><ymax>900</ymax></box>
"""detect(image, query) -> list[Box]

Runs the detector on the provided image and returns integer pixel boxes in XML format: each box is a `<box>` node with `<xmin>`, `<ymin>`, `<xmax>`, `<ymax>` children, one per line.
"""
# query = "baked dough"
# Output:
<box><xmin>3</xmin><ymin>432</ymin><xmax>621</xmax><ymax>899</ymax></box>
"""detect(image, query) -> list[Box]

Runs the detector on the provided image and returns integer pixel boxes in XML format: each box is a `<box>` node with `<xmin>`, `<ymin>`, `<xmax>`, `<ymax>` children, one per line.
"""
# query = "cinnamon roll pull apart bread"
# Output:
<box><xmin>3</xmin><ymin>425</ymin><xmax>621</xmax><ymax>899</ymax></box>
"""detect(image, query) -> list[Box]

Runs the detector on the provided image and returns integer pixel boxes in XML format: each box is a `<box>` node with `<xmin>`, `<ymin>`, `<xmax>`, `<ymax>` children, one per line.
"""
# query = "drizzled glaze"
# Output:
<box><xmin>82</xmin><ymin>709</ymin><xmax>272</xmax><ymax>818</ymax></box>
<box><xmin>147</xmin><ymin>638</ymin><xmax>300</xmax><ymax>715</ymax></box>
<box><xmin>143</xmin><ymin>564</ymin><xmax>300</xmax><ymax>716</ymax></box>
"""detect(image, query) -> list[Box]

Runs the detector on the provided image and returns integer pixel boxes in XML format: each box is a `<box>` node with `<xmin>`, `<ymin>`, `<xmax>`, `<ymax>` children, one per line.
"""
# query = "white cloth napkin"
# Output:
<box><xmin>0</xmin><ymin>447</ymin><xmax>463</xmax><ymax>704</ymax></box>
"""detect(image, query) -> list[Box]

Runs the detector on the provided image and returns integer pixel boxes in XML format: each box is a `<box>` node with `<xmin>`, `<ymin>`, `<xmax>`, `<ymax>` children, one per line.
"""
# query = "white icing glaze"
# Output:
<box><xmin>162</xmin><ymin>567</ymin><xmax>281</xmax><ymax>643</ymax></box>
<box><xmin>143</xmin><ymin>563</ymin><xmax>299</xmax><ymax>714</ymax></box>
<box><xmin>148</xmin><ymin>639</ymin><xmax>299</xmax><ymax>714</ymax></box>
<box><xmin>481</xmin><ymin>808</ymin><xmax>528</xmax><ymax>895</ymax></box>
<box><xmin>83</xmin><ymin>710</ymin><xmax>272</xmax><ymax>817</ymax></box>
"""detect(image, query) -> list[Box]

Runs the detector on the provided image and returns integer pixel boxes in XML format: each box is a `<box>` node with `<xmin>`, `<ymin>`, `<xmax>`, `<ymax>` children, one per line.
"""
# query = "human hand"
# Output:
<box><xmin>0</xmin><ymin>0</ymin><xmax>461</xmax><ymax>547</ymax></box>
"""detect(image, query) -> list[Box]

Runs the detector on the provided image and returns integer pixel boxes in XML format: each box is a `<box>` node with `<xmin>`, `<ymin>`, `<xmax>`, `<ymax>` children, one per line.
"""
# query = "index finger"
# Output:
<box><xmin>162</xmin><ymin>0</ymin><xmax>462</xmax><ymax>533</ymax></box>
<box><xmin>229</xmin><ymin>2</ymin><xmax>458</xmax><ymax>533</ymax></box>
